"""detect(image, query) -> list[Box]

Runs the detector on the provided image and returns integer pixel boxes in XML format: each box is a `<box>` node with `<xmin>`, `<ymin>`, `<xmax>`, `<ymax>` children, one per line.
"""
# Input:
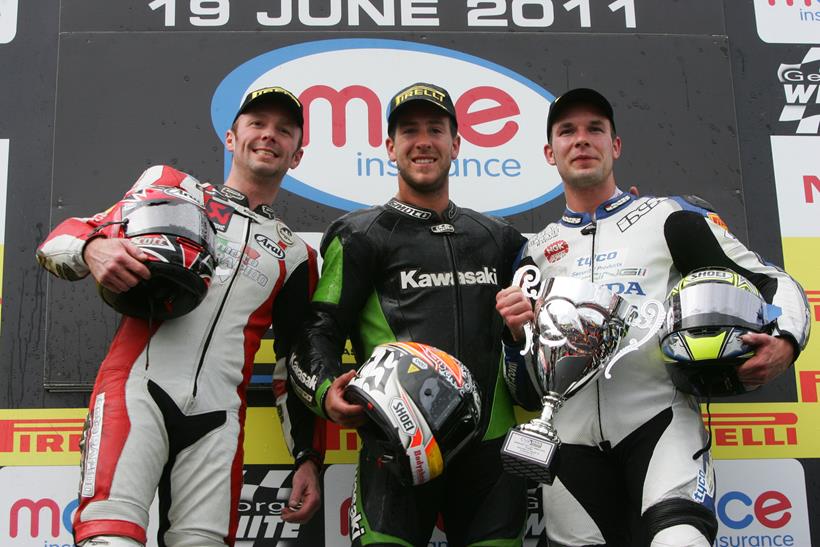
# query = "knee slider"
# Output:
<box><xmin>643</xmin><ymin>498</ymin><xmax>718</xmax><ymax>545</ymax></box>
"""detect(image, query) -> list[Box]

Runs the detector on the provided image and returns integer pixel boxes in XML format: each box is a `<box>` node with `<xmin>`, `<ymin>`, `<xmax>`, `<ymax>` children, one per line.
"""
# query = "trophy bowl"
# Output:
<box><xmin>500</xmin><ymin>270</ymin><xmax>638</xmax><ymax>484</ymax></box>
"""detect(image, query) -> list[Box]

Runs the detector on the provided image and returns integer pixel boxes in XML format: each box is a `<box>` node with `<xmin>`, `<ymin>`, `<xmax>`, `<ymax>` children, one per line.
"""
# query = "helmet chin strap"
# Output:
<box><xmin>692</xmin><ymin>395</ymin><xmax>711</xmax><ymax>461</ymax></box>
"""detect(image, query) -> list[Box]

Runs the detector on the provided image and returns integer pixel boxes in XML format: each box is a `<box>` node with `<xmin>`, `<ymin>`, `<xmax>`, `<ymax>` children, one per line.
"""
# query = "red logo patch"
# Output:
<box><xmin>544</xmin><ymin>240</ymin><xmax>569</xmax><ymax>263</ymax></box>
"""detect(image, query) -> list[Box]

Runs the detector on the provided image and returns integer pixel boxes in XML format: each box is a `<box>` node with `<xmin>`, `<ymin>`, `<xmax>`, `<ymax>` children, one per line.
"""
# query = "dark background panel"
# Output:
<box><xmin>0</xmin><ymin>0</ymin><xmax>72</xmax><ymax>407</ymax></box>
<box><xmin>45</xmin><ymin>31</ymin><xmax>742</xmax><ymax>388</ymax></box>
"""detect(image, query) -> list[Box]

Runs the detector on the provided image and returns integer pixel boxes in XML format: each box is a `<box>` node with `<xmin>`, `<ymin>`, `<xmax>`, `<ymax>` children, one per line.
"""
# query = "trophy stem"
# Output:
<box><xmin>519</xmin><ymin>393</ymin><xmax>563</xmax><ymax>442</ymax></box>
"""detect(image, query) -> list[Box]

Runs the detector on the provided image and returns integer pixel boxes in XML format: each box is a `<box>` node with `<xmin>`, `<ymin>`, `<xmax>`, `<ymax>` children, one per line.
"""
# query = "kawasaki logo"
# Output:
<box><xmin>400</xmin><ymin>267</ymin><xmax>498</xmax><ymax>289</ymax></box>
<box><xmin>291</xmin><ymin>365</ymin><xmax>317</xmax><ymax>391</ymax></box>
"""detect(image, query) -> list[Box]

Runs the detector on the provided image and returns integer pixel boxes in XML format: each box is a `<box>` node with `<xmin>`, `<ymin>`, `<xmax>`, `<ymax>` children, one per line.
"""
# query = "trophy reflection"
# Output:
<box><xmin>500</xmin><ymin>266</ymin><xmax>658</xmax><ymax>484</ymax></box>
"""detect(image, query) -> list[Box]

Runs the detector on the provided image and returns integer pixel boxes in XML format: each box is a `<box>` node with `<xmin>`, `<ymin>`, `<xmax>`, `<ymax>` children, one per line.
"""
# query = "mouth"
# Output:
<box><xmin>253</xmin><ymin>147</ymin><xmax>278</xmax><ymax>158</ymax></box>
<box><xmin>412</xmin><ymin>157</ymin><xmax>436</xmax><ymax>165</ymax></box>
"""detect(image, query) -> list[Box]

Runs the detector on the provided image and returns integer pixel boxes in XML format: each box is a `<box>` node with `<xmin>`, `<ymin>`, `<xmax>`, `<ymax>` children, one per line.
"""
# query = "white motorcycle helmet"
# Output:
<box><xmin>660</xmin><ymin>268</ymin><xmax>781</xmax><ymax>396</ymax></box>
<box><xmin>98</xmin><ymin>187</ymin><xmax>216</xmax><ymax>320</ymax></box>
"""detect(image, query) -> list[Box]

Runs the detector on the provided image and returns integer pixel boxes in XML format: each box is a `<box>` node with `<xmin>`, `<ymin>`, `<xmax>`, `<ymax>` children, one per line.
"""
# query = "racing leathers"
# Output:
<box><xmin>505</xmin><ymin>191</ymin><xmax>810</xmax><ymax>547</ymax></box>
<box><xmin>290</xmin><ymin>198</ymin><xmax>529</xmax><ymax>546</ymax></box>
<box><xmin>36</xmin><ymin>165</ymin><xmax>325</xmax><ymax>547</ymax></box>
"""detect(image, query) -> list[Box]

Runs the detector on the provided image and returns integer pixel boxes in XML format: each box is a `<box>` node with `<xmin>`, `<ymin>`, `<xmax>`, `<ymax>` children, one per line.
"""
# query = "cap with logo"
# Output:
<box><xmin>546</xmin><ymin>88</ymin><xmax>616</xmax><ymax>140</ymax></box>
<box><xmin>386</xmin><ymin>82</ymin><xmax>458</xmax><ymax>133</ymax></box>
<box><xmin>233</xmin><ymin>86</ymin><xmax>304</xmax><ymax>128</ymax></box>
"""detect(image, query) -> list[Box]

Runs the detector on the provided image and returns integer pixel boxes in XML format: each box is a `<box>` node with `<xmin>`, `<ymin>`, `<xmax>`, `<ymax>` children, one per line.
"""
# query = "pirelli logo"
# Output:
<box><xmin>324</xmin><ymin>421</ymin><xmax>361</xmax><ymax>453</ymax></box>
<box><xmin>807</xmin><ymin>290</ymin><xmax>820</xmax><ymax>322</ymax></box>
<box><xmin>707</xmin><ymin>413</ymin><xmax>797</xmax><ymax>448</ymax></box>
<box><xmin>0</xmin><ymin>418</ymin><xmax>83</xmax><ymax>460</ymax></box>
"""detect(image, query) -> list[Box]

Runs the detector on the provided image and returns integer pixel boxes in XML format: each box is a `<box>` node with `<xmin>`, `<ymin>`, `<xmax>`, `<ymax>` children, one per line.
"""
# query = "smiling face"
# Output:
<box><xmin>386</xmin><ymin>102</ymin><xmax>460</xmax><ymax>203</ymax></box>
<box><xmin>545</xmin><ymin>104</ymin><xmax>621</xmax><ymax>190</ymax></box>
<box><xmin>226</xmin><ymin>102</ymin><xmax>304</xmax><ymax>183</ymax></box>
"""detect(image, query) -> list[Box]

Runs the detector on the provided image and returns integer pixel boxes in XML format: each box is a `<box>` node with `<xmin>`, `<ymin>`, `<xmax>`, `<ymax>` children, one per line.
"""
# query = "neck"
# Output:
<box><xmin>563</xmin><ymin>179</ymin><xmax>617</xmax><ymax>215</ymax></box>
<box><xmin>223</xmin><ymin>168</ymin><xmax>283</xmax><ymax>210</ymax></box>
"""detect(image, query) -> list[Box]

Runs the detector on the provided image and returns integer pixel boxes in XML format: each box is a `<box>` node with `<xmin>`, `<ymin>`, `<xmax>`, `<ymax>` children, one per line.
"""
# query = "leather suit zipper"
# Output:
<box><xmin>588</xmin><ymin>220</ymin><xmax>607</xmax><ymax>446</ymax></box>
<box><xmin>192</xmin><ymin>217</ymin><xmax>251</xmax><ymax>398</ymax></box>
<box><xmin>443</xmin><ymin>233</ymin><xmax>463</xmax><ymax>357</ymax></box>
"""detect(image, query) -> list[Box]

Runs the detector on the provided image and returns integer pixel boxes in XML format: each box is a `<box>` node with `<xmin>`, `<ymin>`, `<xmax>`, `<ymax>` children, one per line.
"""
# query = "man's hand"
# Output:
<box><xmin>281</xmin><ymin>460</ymin><xmax>321</xmax><ymax>524</ymax></box>
<box><xmin>736</xmin><ymin>333</ymin><xmax>796</xmax><ymax>387</ymax></box>
<box><xmin>495</xmin><ymin>286</ymin><xmax>534</xmax><ymax>341</ymax></box>
<box><xmin>324</xmin><ymin>369</ymin><xmax>367</xmax><ymax>428</ymax></box>
<box><xmin>83</xmin><ymin>238</ymin><xmax>151</xmax><ymax>293</ymax></box>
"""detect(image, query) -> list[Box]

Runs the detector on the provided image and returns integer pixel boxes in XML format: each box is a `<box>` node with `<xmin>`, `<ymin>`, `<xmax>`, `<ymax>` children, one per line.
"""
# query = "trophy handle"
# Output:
<box><xmin>512</xmin><ymin>265</ymin><xmax>543</xmax><ymax>356</ymax></box>
<box><xmin>603</xmin><ymin>298</ymin><xmax>665</xmax><ymax>379</ymax></box>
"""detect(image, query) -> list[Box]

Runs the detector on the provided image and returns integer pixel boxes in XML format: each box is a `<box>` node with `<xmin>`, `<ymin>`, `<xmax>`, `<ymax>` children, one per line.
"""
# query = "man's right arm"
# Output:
<box><xmin>36</xmin><ymin>165</ymin><xmax>189</xmax><ymax>287</ymax></box>
<box><xmin>288</xmin><ymin>219</ymin><xmax>375</xmax><ymax>426</ymax></box>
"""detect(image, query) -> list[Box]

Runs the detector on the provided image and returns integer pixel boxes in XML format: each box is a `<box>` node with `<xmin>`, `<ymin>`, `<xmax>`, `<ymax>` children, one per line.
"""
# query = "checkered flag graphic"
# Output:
<box><xmin>778</xmin><ymin>47</ymin><xmax>820</xmax><ymax>134</ymax></box>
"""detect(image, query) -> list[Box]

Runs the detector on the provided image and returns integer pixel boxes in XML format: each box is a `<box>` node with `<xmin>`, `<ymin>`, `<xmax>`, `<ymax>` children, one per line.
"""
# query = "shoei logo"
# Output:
<box><xmin>0</xmin><ymin>0</ymin><xmax>18</xmax><ymax>44</ymax></box>
<box><xmin>212</xmin><ymin>39</ymin><xmax>562</xmax><ymax>215</ymax></box>
<box><xmin>777</xmin><ymin>48</ymin><xmax>820</xmax><ymax>134</ymax></box>
<box><xmin>754</xmin><ymin>0</ymin><xmax>820</xmax><ymax>43</ymax></box>
<box><xmin>390</xmin><ymin>398</ymin><xmax>417</xmax><ymax>436</ymax></box>
<box><xmin>714</xmin><ymin>460</ymin><xmax>810</xmax><ymax>547</ymax></box>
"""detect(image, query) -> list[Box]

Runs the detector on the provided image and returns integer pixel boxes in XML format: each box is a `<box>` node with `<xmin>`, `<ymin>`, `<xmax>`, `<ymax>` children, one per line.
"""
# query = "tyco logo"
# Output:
<box><xmin>212</xmin><ymin>39</ymin><xmax>563</xmax><ymax>215</ymax></box>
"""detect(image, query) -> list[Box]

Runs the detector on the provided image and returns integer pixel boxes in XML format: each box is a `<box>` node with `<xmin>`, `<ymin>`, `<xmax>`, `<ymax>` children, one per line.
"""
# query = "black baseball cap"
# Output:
<box><xmin>386</xmin><ymin>82</ymin><xmax>458</xmax><ymax>133</ymax></box>
<box><xmin>233</xmin><ymin>86</ymin><xmax>304</xmax><ymax>128</ymax></box>
<box><xmin>547</xmin><ymin>88</ymin><xmax>616</xmax><ymax>140</ymax></box>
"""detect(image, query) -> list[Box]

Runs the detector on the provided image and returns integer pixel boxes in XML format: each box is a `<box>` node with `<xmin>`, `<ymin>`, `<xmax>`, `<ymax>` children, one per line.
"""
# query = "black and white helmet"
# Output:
<box><xmin>345</xmin><ymin>342</ymin><xmax>481</xmax><ymax>486</ymax></box>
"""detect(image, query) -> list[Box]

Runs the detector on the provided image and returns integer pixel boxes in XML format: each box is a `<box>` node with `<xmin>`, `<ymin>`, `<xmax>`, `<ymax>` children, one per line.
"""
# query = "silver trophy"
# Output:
<box><xmin>500</xmin><ymin>266</ymin><xmax>664</xmax><ymax>484</ymax></box>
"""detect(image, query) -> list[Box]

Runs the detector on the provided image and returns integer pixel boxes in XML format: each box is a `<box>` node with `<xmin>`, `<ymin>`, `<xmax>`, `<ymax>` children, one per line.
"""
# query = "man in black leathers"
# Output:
<box><xmin>289</xmin><ymin>82</ymin><xmax>529</xmax><ymax>546</ymax></box>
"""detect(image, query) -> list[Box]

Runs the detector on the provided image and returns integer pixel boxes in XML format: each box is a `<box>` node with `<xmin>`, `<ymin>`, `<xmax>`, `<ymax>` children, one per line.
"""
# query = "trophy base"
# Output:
<box><xmin>500</xmin><ymin>428</ymin><xmax>558</xmax><ymax>485</ymax></box>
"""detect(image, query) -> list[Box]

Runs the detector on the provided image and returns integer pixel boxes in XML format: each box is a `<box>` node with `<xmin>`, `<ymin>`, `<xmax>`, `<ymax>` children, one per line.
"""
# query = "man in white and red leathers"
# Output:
<box><xmin>36</xmin><ymin>87</ymin><xmax>325</xmax><ymax>547</ymax></box>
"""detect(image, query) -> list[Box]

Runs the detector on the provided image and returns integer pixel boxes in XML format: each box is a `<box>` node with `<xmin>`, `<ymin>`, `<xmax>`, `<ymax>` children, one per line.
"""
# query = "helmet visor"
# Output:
<box><xmin>667</xmin><ymin>283</ymin><xmax>769</xmax><ymax>333</ymax></box>
<box><xmin>123</xmin><ymin>199</ymin><xmax>214</xmax><ymax>252</ymax></box>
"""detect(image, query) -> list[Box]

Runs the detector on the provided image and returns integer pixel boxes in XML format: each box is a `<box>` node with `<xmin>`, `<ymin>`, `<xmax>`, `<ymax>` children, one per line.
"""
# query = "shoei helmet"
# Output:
<box><xmin>344</xmin><ymin>342</ymin><xmax>481</xmax><ymax>486</ymax></box>
<box><xmin>660</xmin><ymin>268</ymin><xmax>781</xmax><ymax>397</ymax></box>
<box><xmin>98</xmin><ymin>187</ymin><xmax>216</xmax><ymax>320</ymax></box>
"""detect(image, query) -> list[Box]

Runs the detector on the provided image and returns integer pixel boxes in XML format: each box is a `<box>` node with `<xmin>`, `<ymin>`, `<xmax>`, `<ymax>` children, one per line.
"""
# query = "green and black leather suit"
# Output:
<box><xmin>291</xmin><ymin>198</ymin><xmax>528</xmax><ymax>546</ymax></box>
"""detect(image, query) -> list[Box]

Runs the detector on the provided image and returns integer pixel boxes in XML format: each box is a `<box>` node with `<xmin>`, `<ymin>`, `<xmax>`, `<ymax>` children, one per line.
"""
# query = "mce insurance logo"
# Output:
<box><xmin>754</xmin><ymin>0</ymin><xmax>820</xmax><ymax>44</ymax></box>
<box><xmin>211</xmin><ymin>39</ymin><xmax>563</xmax><ymax>216</ymax></box>
<box><xmin>0</xmin><ymin>0</ymin><xmax>17</xmax><ymax>44</ymax></box>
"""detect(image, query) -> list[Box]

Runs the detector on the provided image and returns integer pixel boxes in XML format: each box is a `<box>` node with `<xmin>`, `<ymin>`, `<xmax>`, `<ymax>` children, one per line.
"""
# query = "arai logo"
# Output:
<box><xmin>212</xmin><ymin>39</ymin><xmax>562</xmax><ymax>215</ymax></box>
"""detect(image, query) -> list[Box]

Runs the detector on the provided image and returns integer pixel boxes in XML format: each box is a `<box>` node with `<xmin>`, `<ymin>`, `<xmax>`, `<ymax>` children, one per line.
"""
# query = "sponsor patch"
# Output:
<box><xmin>391</xmin><ymin>398</ymin><xmax>417</xmax><ymax>436</ymax></box>
<box><xmin>561</xmin><ymin>214</ymin><xmax>582</xmax><ymax>225</ymax></box>
<box><xmin>254</xmin><ymin>234</ymin><xmax>286</xmax><ymax>259</ymax></box>
<box><xmin>604</xmin><ymin>194</ymin><xmax>631</xmax><ymax>212</ymax></box>
<box><xmin>430</xmin><ymin>223</ymin><xmax>455</xmax><ymax>234</ymax></box>
<box><xmin>400</xmin><ymin>267</ymin><xmax>498</xmax><ymax>289</ymax></box>
<box><xmin>80</xmin><ymin>393</ymin><xmax>105</xmax><ymax>498</ymax></box>
<box><xmin>276</xmin><ymin>222</ymin><xmax>295</xmax><ymax>245</ymax></box>
<box><xmin>544</xmin><ymin>239</ymin><xmax>569</xmax><ymax>263</ymax></box>
<box><xmin>388</xmin><ymin>199</ymin><xmax>432</xmax><ymax>220</ymax></box>
<box><xmin>616</xmin><ymin>197</ymin><xmax>664</xmax><ymax>232</ymax></box>
<box><xmin>707</xmin><ymin>212</ymin><xmax>729</xmax><ymax>231</ymax></box>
